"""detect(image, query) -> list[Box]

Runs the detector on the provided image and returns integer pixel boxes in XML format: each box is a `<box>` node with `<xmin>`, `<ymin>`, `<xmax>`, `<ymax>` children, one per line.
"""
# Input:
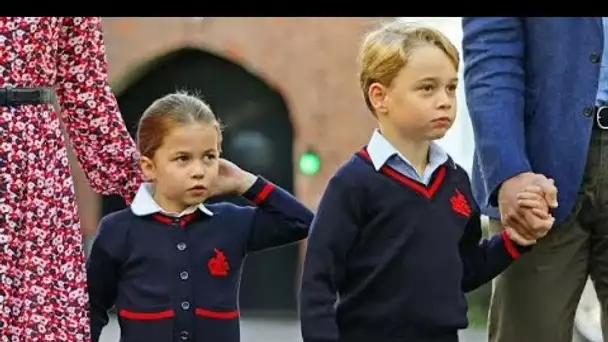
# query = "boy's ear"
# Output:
<box><xmin>140</xmin><ymin>156</ymin><xmax>156</xmax><ymax>181</ymax></box>
<box><xmin>368</xmin><ymin>82</ymin><xmax>389</xmax><ymax>114</ymax></box>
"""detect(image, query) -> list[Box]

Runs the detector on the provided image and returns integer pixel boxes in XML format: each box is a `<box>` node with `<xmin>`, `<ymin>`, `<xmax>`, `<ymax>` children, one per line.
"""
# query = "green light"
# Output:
<box><xmin>299</xmin><ymin>150</ymin><xmax>321</xmax><ymax>176</ymax></box>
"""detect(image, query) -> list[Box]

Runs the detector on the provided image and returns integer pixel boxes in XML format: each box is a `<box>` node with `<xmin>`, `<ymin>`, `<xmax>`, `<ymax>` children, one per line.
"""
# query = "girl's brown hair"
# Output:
<box><xmin>358</xmin><ymin>20</ymin><xmax>460</xmax><ymax>114</ymax></box>
<box><xmin>137</xmin><ymin>90</ymin><xmax>223</xmax><ymax>158</ymax></box>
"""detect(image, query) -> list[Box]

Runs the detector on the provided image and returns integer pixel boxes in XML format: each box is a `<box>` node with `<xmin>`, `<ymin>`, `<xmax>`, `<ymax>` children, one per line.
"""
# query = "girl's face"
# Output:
<box><xmin>370</xmin><ymin>44</ymin><xmax>458</xmax><ymax>141</ymax></box>
<box><xmin>141</xmin><ymin>122</ymin><xmax>220</xmax><ymax>213</ymax></box>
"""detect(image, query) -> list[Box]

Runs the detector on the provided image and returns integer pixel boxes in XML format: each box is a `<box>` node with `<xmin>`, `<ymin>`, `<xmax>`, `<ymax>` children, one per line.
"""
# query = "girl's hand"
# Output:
<box><xmin>207</xmin><ymin>159</ymin><xmax>257</xmax><ymax>197</ymax></box>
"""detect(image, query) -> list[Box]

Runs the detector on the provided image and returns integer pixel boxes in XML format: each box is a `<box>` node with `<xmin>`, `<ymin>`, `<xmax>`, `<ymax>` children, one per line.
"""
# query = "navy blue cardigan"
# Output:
<box><xmin>87</xmin><ymin>177</ymin><xmax>313</xmax><ymax>342</ymax></box>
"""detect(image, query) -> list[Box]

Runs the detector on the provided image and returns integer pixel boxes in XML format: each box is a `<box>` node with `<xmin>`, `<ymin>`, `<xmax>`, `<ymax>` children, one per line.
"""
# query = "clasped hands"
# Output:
<box><xmin>498</xmin><ymin>172</ymin><xmax>559</xmax><ymax>246</ymax></box>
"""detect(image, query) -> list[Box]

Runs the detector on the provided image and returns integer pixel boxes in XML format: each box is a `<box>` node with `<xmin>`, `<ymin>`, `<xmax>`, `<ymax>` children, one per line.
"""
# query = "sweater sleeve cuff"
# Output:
<box><xmin>242</xmin><ymin>176</ymin><xmax>276</xmax><ymax>206</ymax></box>
<box><xmin>500</xmin><ymin>230</ymin><xmax>533</xmax><ymax>259</ymax></box>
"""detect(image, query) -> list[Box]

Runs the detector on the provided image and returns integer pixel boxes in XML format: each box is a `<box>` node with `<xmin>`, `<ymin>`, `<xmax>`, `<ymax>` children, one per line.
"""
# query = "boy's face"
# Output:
<box><xmin>141</xmin><ymin>123</ymin><xmax>220</xmax><ymax>212</ymax></box>
<box><xmin>371</xmin><ymin>44</ymin><xmax>458</xmax><ymax>141</ymax></box>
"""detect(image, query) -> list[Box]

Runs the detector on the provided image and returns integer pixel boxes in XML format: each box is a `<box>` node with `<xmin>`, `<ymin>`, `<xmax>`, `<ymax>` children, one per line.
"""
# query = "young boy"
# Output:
<box><xmin>298</xmin><ymin>21</ymin><xmax>556</xmax><ymax>342</ymax></box>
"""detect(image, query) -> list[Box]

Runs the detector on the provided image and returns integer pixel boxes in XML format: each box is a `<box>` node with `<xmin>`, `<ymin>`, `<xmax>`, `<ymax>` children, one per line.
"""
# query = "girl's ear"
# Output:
<box><xmin>140</xmin><ymin>156</ymin><xmax>156</xmax><ymax>181</ymax></box>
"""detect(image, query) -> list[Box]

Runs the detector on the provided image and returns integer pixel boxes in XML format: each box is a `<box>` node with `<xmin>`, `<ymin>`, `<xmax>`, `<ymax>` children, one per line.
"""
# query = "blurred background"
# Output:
<box><xmin>64</xmin><ymin>17</ymin><xmax>601</xmax><ymax>342</ymax></box>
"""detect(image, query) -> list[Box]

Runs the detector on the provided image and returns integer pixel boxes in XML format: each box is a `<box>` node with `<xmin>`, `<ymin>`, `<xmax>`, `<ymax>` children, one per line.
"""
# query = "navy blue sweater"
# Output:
<box><xmin>299</xmin><ymin>148</ymin><xmax>529</xmax><ymax>342</ymax></box>
<box><xmin>87</xmin><ymin>177</ymin><xmax>313</xmax><ymax>342</ymax></box>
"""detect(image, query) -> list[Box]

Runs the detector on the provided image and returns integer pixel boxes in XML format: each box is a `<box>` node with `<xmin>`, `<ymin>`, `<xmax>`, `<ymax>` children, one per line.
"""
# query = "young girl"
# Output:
<box><xmin>299</xmin><ymin>21</ymin><xmax>556</xmax><ymax>342</ymax></box>
<box><xmin>87</xmin><ymin>91</ymin><xmax>313</xmax><ymax>342</ymax></box>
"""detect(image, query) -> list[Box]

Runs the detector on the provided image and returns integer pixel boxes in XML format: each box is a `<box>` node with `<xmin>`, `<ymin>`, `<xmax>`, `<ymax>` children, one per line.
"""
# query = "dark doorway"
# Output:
<box><xmin>102</xmin><ymin>48</ymin><xmax>299</xmax><ymax>313</ymax></box>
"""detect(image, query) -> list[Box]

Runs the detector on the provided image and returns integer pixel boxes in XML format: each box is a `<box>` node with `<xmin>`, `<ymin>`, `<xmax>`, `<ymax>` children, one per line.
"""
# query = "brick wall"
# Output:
<box><xmin>99</xmin><ymin>17</ymin><xmax>387</xmax><ymax>211</ymax></box>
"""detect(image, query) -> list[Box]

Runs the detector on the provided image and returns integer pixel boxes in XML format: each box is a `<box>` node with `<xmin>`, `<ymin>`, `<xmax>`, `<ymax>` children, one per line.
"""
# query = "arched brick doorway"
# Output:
<box><xmin>102</xmin><ymin>47</ymin><xmax>300</xmax><ymax>313</ymax></box>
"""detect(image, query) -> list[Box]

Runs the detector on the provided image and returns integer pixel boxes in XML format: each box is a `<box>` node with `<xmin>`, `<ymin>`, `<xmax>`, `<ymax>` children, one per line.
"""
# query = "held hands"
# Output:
<box><xmin>498</xmin><ymin>172</ymin><xmax>559</xmax><ymax>246</ymax></box>
<box><xmin>207</xmin><ymin>159</ymin><xmax>257</xmax><ymax>198</ymax></box>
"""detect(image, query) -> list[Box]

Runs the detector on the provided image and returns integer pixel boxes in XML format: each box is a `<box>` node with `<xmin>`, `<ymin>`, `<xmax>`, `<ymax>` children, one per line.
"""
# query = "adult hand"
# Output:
<box><xmin>498</xmin><ymin>172</ymin><xmax>558</xmax><ymax>240</ymax></box>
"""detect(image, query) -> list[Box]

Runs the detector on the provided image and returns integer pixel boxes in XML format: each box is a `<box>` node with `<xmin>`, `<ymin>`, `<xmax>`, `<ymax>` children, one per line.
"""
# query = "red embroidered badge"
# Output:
<box><xmin>208</xmin><ymin>249</ymin><xmax>230</xmax><ymax>277</ymax></box>
<box><xmin>450</xmin><ymin>189</ymin><xmax>472</xmax><ymax>218</ymax></box>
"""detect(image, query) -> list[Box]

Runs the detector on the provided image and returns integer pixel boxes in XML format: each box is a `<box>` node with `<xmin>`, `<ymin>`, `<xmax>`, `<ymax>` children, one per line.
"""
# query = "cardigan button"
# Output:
<box><xmin>181</xmin><ymin>301</ymin><xmax>190</xmax><ymax>311</ymax></box>
<box><xmin>180</xmin><ymin>330</ymin><xmax>190</xmax><ymax>341</ymax></box>
<box><xmin>179</xmin><ymin>271</ymin><xmax>189</xmax><ymax>280</ymax></box>
<box><xmin>177</xmin><ymin>242</ymin><xmax>187</xmax><ymax>251</ymax></box>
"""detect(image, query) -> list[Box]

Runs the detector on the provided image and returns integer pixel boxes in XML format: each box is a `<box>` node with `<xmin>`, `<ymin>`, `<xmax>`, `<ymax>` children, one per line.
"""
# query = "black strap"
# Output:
<box><xmin>0</xmin><ymin>87</ymin><xmax>54</xmax><ymax>107</ymax></box>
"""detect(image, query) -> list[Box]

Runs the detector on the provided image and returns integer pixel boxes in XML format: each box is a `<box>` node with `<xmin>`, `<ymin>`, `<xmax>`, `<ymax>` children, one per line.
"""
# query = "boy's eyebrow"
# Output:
<box><xmin>417</xmin><ymin>77</ymin><xmax>459</xmax><ymax>83</ymax></box>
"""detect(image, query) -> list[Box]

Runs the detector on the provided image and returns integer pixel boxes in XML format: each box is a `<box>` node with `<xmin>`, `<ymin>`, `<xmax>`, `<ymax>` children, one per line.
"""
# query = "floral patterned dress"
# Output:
<box><xmin>0</xmin><ymin>17</ymin><xmax>142</xmax><ymax>341</ymax></box>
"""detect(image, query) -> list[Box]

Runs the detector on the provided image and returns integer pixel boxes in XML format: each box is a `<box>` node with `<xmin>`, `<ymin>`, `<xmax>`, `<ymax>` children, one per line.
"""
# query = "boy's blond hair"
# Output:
<box><xmin>358</xmin><ymin>20</ymin><xmax>460</xmax><ymax>114</ymax></box>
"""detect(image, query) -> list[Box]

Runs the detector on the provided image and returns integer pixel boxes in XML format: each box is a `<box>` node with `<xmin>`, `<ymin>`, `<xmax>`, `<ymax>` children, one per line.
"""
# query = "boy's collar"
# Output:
<box><xmin>130</xmin><ymin>183</ymin><xmax>214</xmax><ymax>217</ymax></box>
<box><xmin>366</xmin><ymin>129</ymin><xmax>455</xmax><ymax>170</ymax></box>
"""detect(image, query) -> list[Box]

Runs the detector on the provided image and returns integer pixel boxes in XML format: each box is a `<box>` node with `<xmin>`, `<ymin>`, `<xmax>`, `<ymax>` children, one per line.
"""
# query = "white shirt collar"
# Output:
<box><xmin>366</xmin><ymin>129</ymin><xmax>449</xmax><ymax>171</ymax></box>
<box><xmin>130</xmin><ymin>183</ymin><xmax>214</xmax><ymax>217</ymax></box>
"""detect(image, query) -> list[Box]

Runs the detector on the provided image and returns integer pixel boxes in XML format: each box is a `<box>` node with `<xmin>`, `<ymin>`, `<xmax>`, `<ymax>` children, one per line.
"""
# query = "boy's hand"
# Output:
<box><xmin>518</xmin><ymin>178</ymin><xmax>559</xmax><ymax>209</ymax></box>
<box><xmin>507</xmin><ymin>184</ymin><xmax>556</xmax><ymax>246</ymax></box>
<box><xmin>505</xmin><ymin>226</ymin><xmax>537</xmax><ymax>246</ymax></box>
<box><xmin>498</xmin><ymin>174</ymin><xmax>557</xmax><ymax>242</ymax></box>
<box><xmin>516</xmin><ymin>185</ymin><xmax>555</xmax><ymax>221</ymax></box>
